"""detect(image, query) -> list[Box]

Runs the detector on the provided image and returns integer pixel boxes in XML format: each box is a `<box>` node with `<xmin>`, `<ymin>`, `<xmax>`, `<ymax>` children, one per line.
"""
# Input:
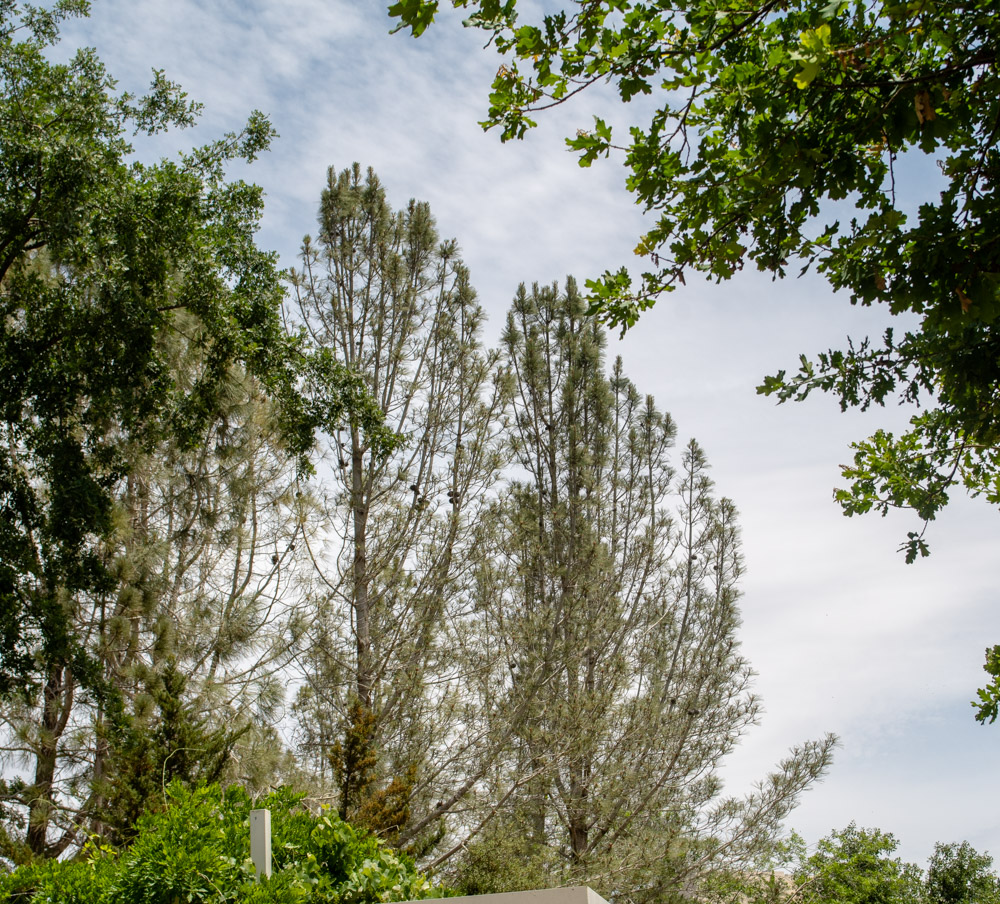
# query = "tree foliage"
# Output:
<box><xmin>972</xmin><ymin>644</ymin><xmax>1000</xmax><ymax>724</ymax></box>
<box><xmin>288</xmin><ymin>164</ymin><xmax>508</xmax><ymax>856</ymax></box>
<box><xmin>0</xmin><ymin>314</ymin><xmax>317</xmax><ymax>858</ymax></box>
<box><xmin>387</xmin><ymin>0</ymin><xmax>1000</xmax><ymax>563</ymax></box>
<box><xmin>1</xmin><ymin>0</ymin><xmax>842</xmax><ymax>863</ymax></box>
<box><xmin>927</xmin><ymin>840</ymin><xmax>1000</xmax><ymax>904</ymax></box>
<box><xmin>388</xmin><ymin>0</ymin><xmax>1000</xmax><ymax>721</ymax></box>
<box><xmin>778</xmin><ymin>828</ymin><xmax>1000</xmax><ymax>904</ymax></box>
<box><xmin>0</xmin><ymin>0</ymin><xmax>387</xmax><ymax>704</ymax></box>
<box><xmin>795</xmin><ymin>823</ymin><xmax>925</xmax><ymax>904</ymax></box>
<box><xmin>0</xmin><ymin>783</ymin><xmax>444</xmax><ymax>904</ymax></box>
<box><xmin>446</xmin><ymin>279</ymin><xmax>834</xmax><ymax>900</ymax></box>
<box><xmin>0</xmin><ymin>0</ymin><xmax>393</xmax><ymax>858</ymax></box>
<box><xmin>93</xmin><ymin>663</ymin><xmax>238</xmax><ymax>847</ymax></box>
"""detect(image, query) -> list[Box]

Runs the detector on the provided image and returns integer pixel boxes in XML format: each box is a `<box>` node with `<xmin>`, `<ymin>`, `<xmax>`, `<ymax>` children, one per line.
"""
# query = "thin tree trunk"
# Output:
<box><xmin>27</xmin><ymin>665</ymin><xmax>73</xmax><ymax>855</ymax></box>
<box><xmin>352</xmin><ymin>428</ymin><xmax>373</xmax><ymax>708</ymax></box>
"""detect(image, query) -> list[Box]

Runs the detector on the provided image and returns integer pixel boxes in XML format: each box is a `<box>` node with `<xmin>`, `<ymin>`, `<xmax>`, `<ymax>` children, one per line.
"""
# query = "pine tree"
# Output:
<box><xmin>288</xmin><ymin>164</ymin><xmax>508</xmax><ymax>851</ymax></box>
<box><xmin>93</xmin><ymin>662</ymin><xmax>236</xmax><ymax>846</ymax></box>
<box><xmin>450</xmin><ymin>280</ymin><xmax>834</xmax><ymax>901</ymax></box>
<box><xmin>0</xmin><ymin>335</ymin><xmax>306</xmax><ymax>855</ymax></box>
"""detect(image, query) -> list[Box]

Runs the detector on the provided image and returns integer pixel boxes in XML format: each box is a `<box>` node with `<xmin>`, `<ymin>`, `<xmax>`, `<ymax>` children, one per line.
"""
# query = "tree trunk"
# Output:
<box><xmin>352</xmin><ymin>430</ymin><xmax>372</xmax><ymax>708</ymax></box>
<box><xmin>27</xmin><ymin>664</ymin><xmax>73</xmax><ymax>855</ymax></box>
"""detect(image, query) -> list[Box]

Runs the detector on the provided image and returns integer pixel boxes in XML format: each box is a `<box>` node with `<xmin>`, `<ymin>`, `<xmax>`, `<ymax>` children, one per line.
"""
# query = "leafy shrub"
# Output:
<box><xmin>0</xmin><ymin>784</ymin><xmax>445</xmax><ymax>904</ymax></box>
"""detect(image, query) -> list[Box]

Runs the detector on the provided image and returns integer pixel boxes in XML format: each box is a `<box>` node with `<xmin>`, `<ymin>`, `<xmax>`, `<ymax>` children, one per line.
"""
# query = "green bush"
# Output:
<box><xmin>0</xmin><ymin>784</ymin><xmax>446</xmax><ymax>904</ymax></box>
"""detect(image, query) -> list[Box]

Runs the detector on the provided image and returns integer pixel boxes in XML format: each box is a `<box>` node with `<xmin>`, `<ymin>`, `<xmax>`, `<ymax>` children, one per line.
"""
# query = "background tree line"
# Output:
<box><xmin>739</xmin><ymin>825</ymin><xmax>1000</xmax><ymax>904</ymax></box>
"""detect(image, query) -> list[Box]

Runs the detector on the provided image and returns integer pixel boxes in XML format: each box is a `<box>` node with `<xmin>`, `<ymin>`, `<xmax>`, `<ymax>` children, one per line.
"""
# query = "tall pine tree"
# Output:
<box><xmin>289</xmin><ymin>164</ymin><xmax>508</xmax><ymax>851</ymax></box>
<box><xmin>450</xmin><ymin>280</ymin><xmax>834</xmax><ymax>901</ymax></box>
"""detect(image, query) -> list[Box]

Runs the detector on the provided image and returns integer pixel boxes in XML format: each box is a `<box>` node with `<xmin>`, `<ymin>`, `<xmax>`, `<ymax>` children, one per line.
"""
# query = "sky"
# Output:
<box><xmin>60</xmin><ymin>0</ymin><xmax>999</xmax><ymax>870</ymax></box>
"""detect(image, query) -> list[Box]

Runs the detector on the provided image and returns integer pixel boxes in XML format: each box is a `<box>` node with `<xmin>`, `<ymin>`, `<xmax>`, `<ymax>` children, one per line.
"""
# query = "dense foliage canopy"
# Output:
<box><xmin>780</xmin><ymin>826</ymin><xmax>1000</xmax><ymax>904</ymax></box>
<box><xmin>796</xmin><ymin>824</ymin><xmax>926</xmax><ymax>904</ymax></box>
<box><xmin>0</xmin><ymin>783</ymin><xmax>442</xmax><ymax>904</ymax></box>
<box><xmin>0</xmin><ymin>0</ymin><xmax>388</xmax><ymax>701</ymax></box>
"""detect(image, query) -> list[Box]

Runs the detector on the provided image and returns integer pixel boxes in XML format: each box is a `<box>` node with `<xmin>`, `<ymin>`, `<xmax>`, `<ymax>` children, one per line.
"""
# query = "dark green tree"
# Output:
<box><xmin>795</xmin><ymin>824</ymin><xmax>925</xmax><ymax>904</ymax></box>
<box><xmin>93</xmin><ymin>663</ymin><xmax>237</xmax><ymax>847</ymax></box>
<box><xmin>0</xmin><ymin>0</ymin><xmax>388</xmax><ymax>854</ymax></box>
<box><xmin>926</xmin><ymin>841</ymin><xmax>1000</xmax><ymax>904</ymax></box>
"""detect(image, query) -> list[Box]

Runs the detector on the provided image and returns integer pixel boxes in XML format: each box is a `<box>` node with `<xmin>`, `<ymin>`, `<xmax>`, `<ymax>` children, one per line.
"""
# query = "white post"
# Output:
<box><xmin>250</xmin><ymin>808</ymin><xmax>272</xmax><ymax>880</ymax></box>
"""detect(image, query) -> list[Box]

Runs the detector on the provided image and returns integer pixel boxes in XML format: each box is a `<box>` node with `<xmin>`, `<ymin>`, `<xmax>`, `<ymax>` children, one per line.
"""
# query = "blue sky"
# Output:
<box><xmin>62</xmin><ymin>0</ymin><xmax>1000</xmax><ymax>868</ymax></box>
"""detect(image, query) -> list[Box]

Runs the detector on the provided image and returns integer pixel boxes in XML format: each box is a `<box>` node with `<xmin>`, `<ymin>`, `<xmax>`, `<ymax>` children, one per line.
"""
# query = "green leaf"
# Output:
<box><xmin>387</xmin><ymin>0</ymin><xmax>439</xmax><ymax>36</ymax></box>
